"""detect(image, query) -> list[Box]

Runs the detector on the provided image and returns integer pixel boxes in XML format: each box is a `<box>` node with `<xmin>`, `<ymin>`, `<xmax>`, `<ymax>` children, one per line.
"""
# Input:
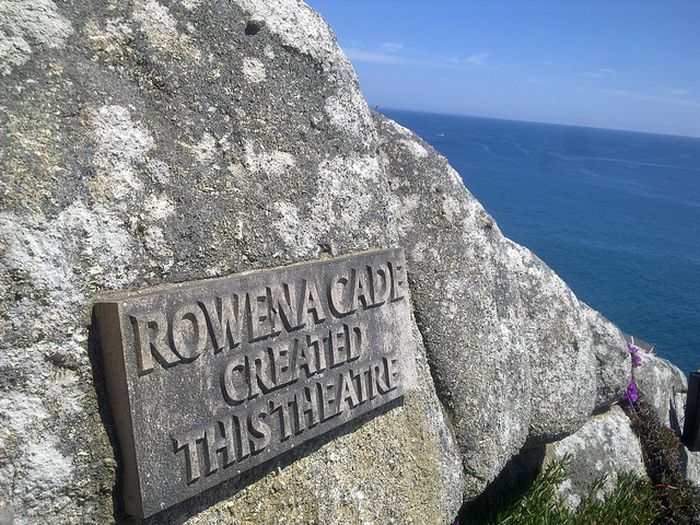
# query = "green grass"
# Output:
<box><xmin>460</xmin><ymin>399</ymin><xmax>700</xmax><ymax>525</ymax></box>
<box><xmin>474</xmin><ymin>456</ymin><xmax>664</xmax><ymax>525</ymax></box>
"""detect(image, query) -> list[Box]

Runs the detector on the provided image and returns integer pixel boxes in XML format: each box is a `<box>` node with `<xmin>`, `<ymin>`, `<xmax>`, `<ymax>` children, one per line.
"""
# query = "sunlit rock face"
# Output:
<box><xmin>543</xmin><ymin>405</ymin><xmax>646</xmax><ymax>508</ymax></box>
<box><xmin>0</xmin><ymin>1</ymin><xmax>462</xmax><ymax>522</ymax></box>
<box><xmin>633</xmin><ymin>348</ymin><xmax>687</xmax><ymax>427</ymax></box>
<box><xmin>1</xmin><ymin>0</ymin><xmax>629</xmax><ymax>521</ymax></box>
<box><xmin>375</xmin><ymin>113</ymin><xmax>629</xmax><ymax>497</ymax></box>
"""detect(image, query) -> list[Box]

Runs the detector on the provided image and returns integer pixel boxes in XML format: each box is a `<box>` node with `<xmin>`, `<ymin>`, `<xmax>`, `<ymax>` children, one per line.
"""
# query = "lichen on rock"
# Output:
<box><xmin>0</xmin><ymin>0</ymin><xmax>73</xmax><ymax>75</ymax></box>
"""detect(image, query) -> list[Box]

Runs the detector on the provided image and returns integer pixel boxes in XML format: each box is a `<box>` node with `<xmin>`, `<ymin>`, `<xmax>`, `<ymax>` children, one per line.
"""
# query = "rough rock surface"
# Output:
<box><xmin>631</xmin><ymin>349</ymin><xmax>700</xmax><ymax>487</ymax></box>
<box><xmin>633</xmin><ymin>348</ymin><xmax>687</xmax><ymax>427</ymax></box>
<box><xmin>374</xmin><ymin>114</ymin><xmax>629</xmax><ymax>496</ymax></box>
<box><xmin>544</xmin><ymin>405</ymin><xmax>646</xmax><ymax>508</ymax></box>
<box><xmin>0</xmin><ymin>0</ymin><xmax>464</xmax><ymax>522</ymax></box>
<box><xmin>0</xmin><ymin>0</ymin><xmax>630</xmax><ymax>522</ymax></box>
<box><xmin>683</xmin><ymin>447</ymin><xmax>700</xmax><ymax>488</ymax></box>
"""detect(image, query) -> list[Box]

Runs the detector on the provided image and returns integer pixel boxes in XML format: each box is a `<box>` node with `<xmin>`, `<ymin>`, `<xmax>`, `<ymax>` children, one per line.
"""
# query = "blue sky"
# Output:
<box><xmin>306</xmin><ymin>1</ymin><xmax>700</xmax><ymax>137</ymax></box>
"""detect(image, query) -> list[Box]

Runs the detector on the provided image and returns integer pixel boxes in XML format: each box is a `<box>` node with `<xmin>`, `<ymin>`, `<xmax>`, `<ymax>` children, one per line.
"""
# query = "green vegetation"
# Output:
<box><xmin>459</xmin><ymin>398</ymin><xmax>700</xmax><ymax>525</ymax></box>
<box><xmin>624</xmin><ymin>400</ymin><xmax>700</xmax><ymax>524</ymax></box>
<box><xmin>468</xmin><ymin>456</ymin><xmax>664</xmax><ymax>525</ymax></box>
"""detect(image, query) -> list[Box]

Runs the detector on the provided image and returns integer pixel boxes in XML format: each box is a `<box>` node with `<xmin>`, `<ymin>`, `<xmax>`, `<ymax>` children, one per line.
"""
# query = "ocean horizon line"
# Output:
<box><xmin>376</xmin><ymin>106</ymin><xmax>700</xmax><ymax>141</ymax></box>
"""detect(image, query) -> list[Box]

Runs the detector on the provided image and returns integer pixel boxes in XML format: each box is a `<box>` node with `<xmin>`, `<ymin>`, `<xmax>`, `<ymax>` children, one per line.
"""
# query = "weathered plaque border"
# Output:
<box><xmin>94</xmin><ymin>248</ymin><xmax>416</xmax><ymax>517</ymax></box>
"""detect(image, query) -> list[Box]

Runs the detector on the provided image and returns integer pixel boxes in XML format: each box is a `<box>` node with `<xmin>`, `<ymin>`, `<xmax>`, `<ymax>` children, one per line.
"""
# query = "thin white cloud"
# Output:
<box><xmin>660</xmin><ymin>87</ymin><xmax>690</xmax><ymax>97</ymax></box>
<box><xmin>540</xmin><ymin>60</ymin><xmax>555</xmax><ymax>67</ymax></box>
<box><xmin>343</xmin><ymin>46</ymin><xmax>499</xmax><ymax>71</ymax></box>
<box><xmin>381</xmin><ymin>42</ymin><xmax>403</xmax><ymax>53</ymax></box>
<box><xmin>465</xmin><ymin>52</ymin><xmax>490</xmax><ymax>66</ymax></box>
<box><xmin>525</xmin><ymin>76</ymin><xmax>562</xmax><ymax>85</ymax></box>
<box><xmin>600</xmin><ymin>88</ymin><xmax>700</xmax><ymax>109</ymax></box>
<box><xmin>344</xmin><ymin>48</ymin><xmax>406</xmax><ymax>65</ymax></box>
<box><xmin>578</xmin><ymin>68</ymin><xmax>618</xmax><ymax>79</ymax></box>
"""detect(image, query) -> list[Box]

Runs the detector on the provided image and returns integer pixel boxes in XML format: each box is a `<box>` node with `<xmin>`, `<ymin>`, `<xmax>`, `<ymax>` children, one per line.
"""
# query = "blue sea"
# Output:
<box><xmin>381</xmin><ymin>108</ymin><xmax>700</xmax><ymax>374</ymax></box>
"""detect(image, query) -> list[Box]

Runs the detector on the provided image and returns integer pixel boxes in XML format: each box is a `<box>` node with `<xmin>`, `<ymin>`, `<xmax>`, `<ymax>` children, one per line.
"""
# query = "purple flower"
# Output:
<box><xmin>621</xmin><ymin>377</ymin><xmax>639</xmax><ymax>404</ymax></box>
<box><xmin>628</xmin><ymin>344</ymin><xmax>642</xmax><ymax>366</ymax></box>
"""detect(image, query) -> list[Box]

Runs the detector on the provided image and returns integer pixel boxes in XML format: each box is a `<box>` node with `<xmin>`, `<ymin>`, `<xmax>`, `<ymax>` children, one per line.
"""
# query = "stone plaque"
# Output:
<box><xmin>94</xmin><ymin>249</ymin><xmax>416</xmax><ymax>517</ymax></box>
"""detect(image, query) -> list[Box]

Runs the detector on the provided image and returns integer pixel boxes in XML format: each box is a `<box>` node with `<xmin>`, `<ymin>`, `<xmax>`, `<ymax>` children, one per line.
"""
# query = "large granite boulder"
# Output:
<box><xmin>543</xmin><ymin>405</ymin><xmax>646</xmax><ymax>508</ymax></box>
<box><xmin>375</xmin><ymin>114</ymin><xmax>629</xmax><ymax>496</ymax></box>
<box><xmin>0</xmin><ymin>0</ymin><xmax>629</xmax><ymax>521</ymax></box>
<box><xmin>0</xmin><ymin>1</ymin><xmax>464</xmax><ymax>522</ymax></box>
<box><xmin>633</xmin><ymin>348</ymin><xmax>687</xmax><ymax>428</ymax></box>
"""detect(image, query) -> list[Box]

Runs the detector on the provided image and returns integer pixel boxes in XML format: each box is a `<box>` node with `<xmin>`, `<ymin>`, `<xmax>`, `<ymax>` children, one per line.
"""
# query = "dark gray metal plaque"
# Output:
<box><xmin>94</xmin><ymin>249</ymin><xmax>416</xmax><ymax>517</ymax></box>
